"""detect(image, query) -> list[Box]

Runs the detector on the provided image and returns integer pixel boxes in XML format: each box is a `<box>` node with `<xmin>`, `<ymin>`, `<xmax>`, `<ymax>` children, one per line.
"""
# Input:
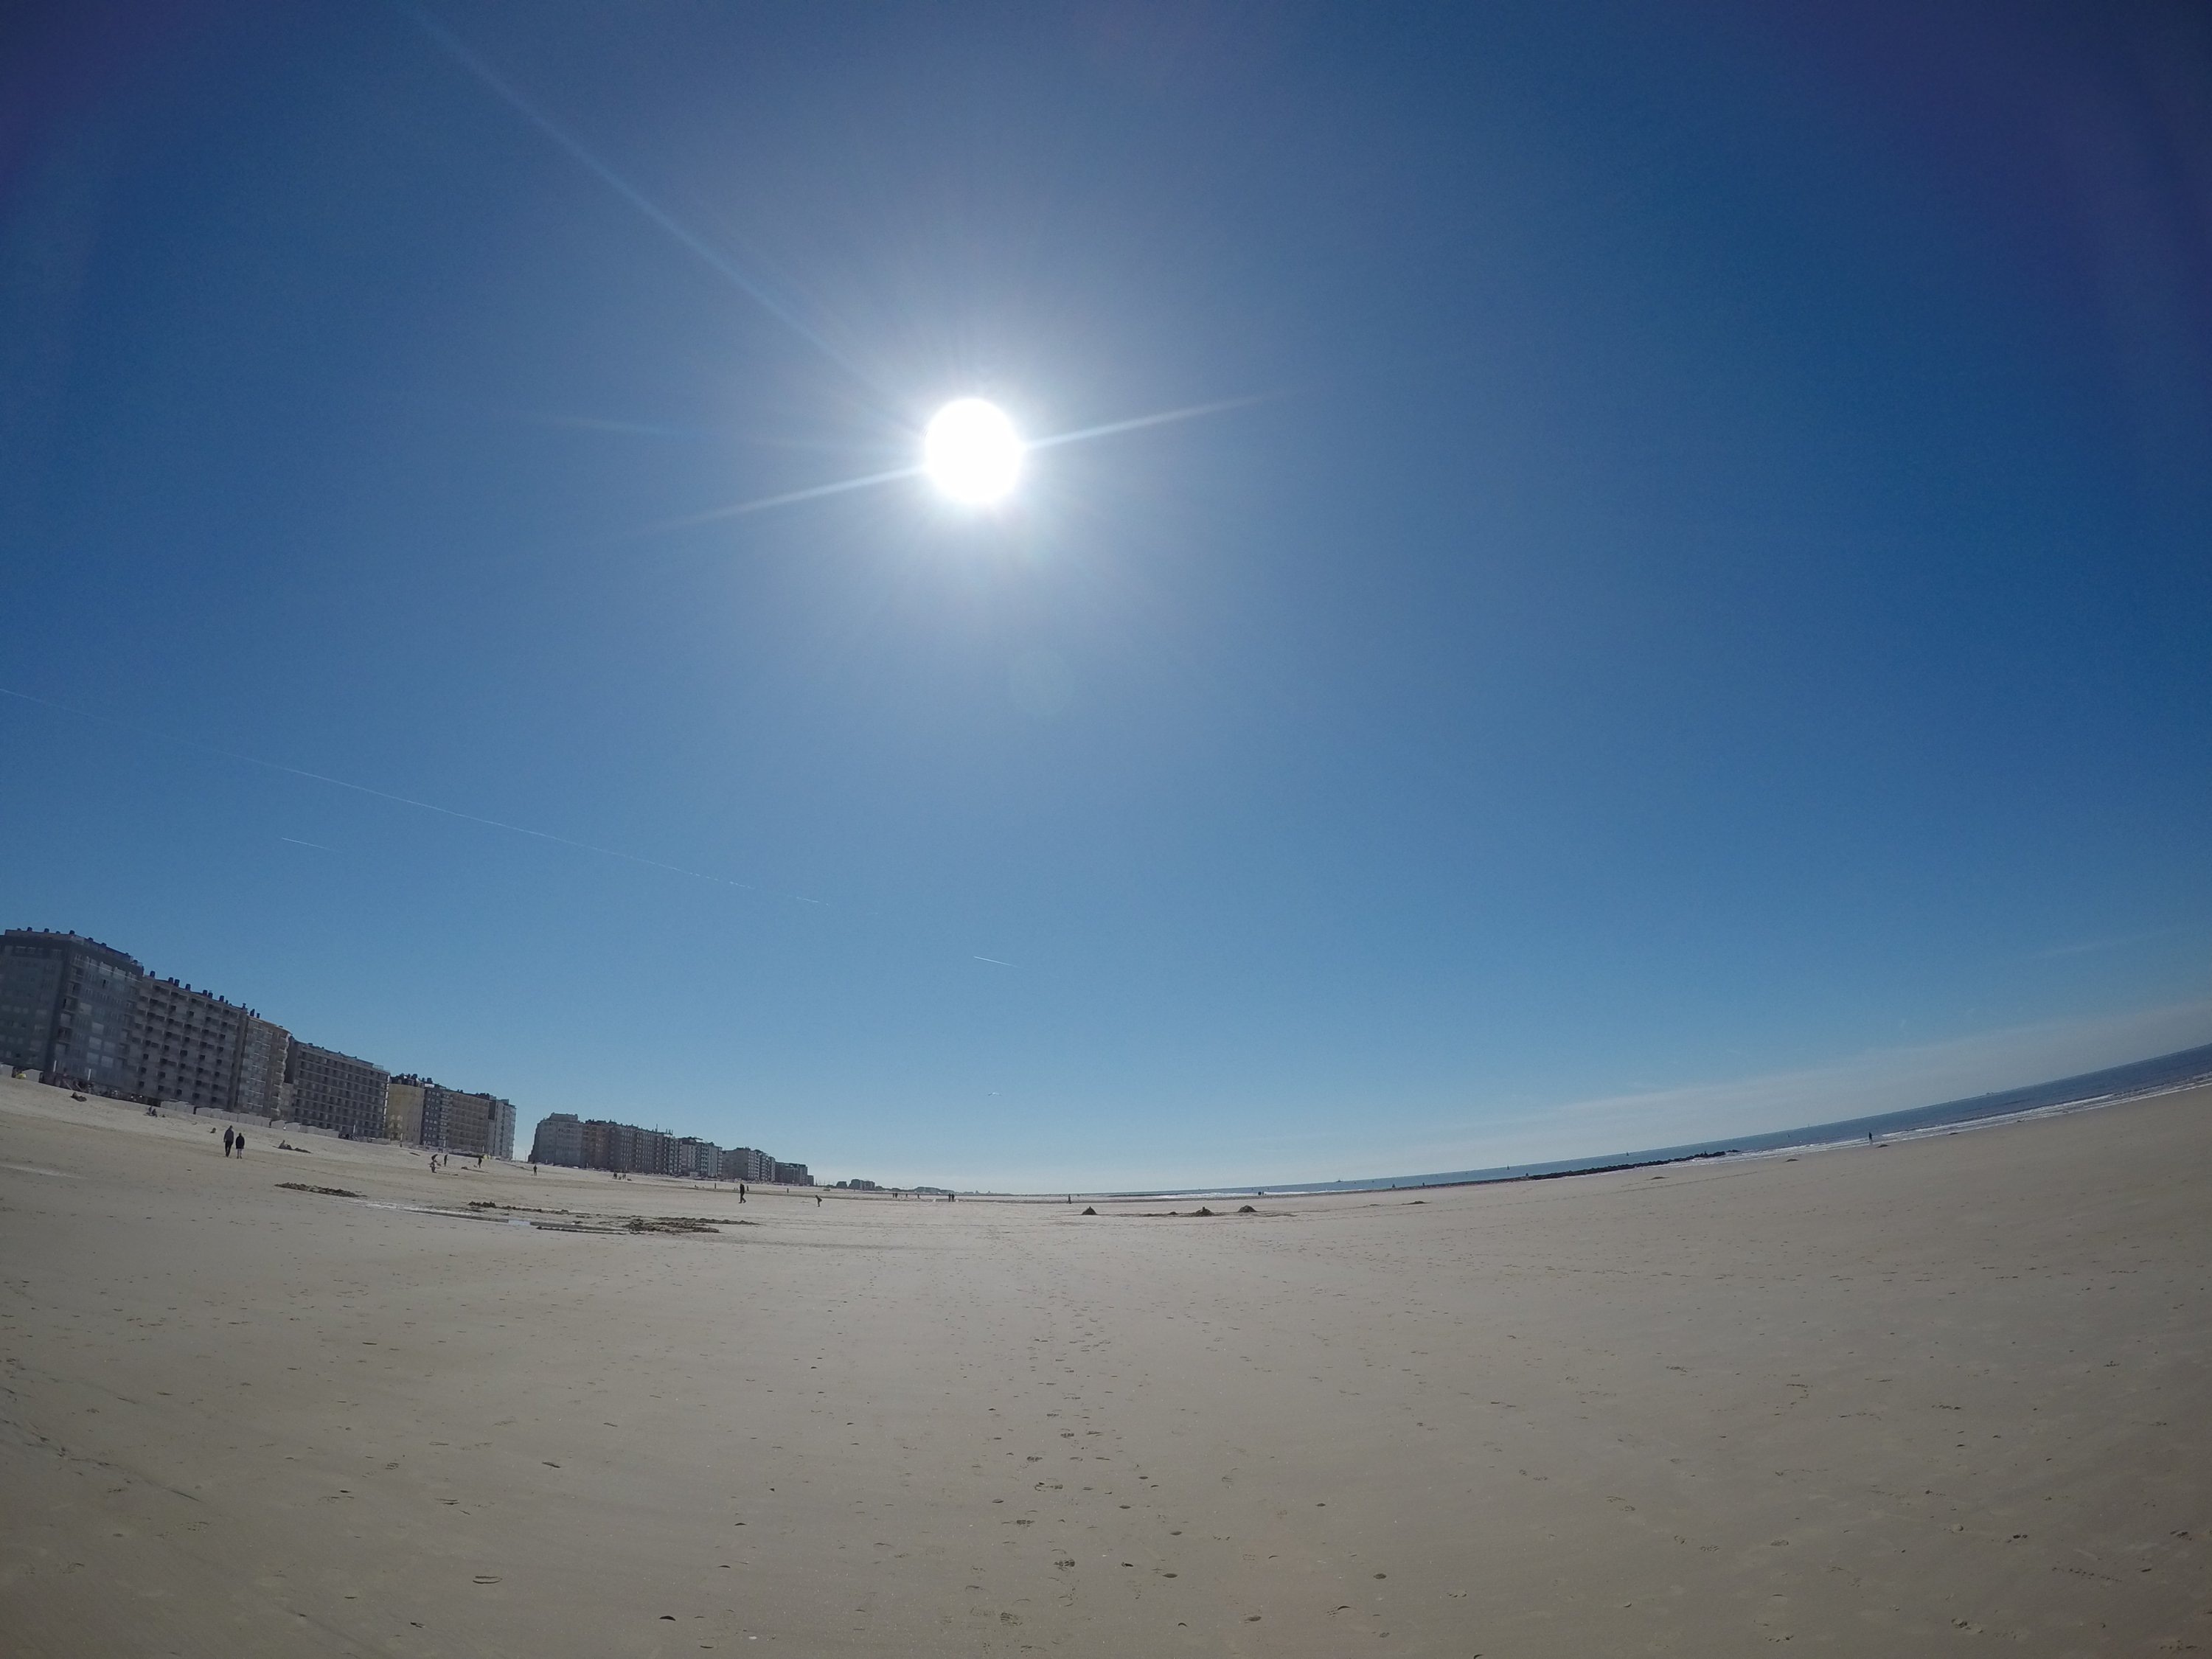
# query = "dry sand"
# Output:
<box><xmin>1</xmin><ymin>1074</ymin><xmax>2206</xmax><ymax>1658</ymax></box>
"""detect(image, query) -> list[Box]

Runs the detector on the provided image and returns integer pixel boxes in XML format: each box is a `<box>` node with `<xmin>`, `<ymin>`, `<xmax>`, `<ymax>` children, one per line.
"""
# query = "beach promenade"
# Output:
<box><xmin>2</xmin><ymin>1071</ymin><xmax>2205</xmax><ymax>1656</ymax></box>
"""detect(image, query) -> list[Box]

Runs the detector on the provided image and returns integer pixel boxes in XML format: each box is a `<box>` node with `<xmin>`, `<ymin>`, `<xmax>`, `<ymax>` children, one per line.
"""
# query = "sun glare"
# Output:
<box><xmin>924</xmin><ymin>399</ymin><xmax>1023</xmax><ymax>503</ymax></box>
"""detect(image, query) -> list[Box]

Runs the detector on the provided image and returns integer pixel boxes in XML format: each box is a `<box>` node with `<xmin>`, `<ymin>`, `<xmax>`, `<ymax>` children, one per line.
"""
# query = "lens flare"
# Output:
<box><xmin>924</xmin><ymin>399</ymin><xmax>1023</xmax><ymax>502</ymax></box>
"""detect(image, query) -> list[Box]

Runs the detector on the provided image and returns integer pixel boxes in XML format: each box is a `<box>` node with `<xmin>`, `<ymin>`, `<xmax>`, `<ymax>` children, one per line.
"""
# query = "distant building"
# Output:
<box><xmin>233</xmin><ymin>1013</ymin><xmax>291</xmax><ymax>1117</ymax></box>
<box><xmin>423</xmin><ymin>1085</ymin><xmax>499</xmax><ymax>1158</ymax></box>
<box><xmin>838</xmin><ymin>1178</ymin><xmax>881</xmax><ymax>1191</ymax></box>
<box><xmin>672</xmin><ymin>1136</ymin><xmax>720</xmax><ymax>1178</ymax></box>
<box><xmin>0</xmin><ymin>931</ymin><xmax>144</xmax><ymax>1093</ymax></box>
<box><xmin>530</xmin><ymin>1112</ymin><xmax>584</xmax><ymax>1166</ymax></box>
<box><xmin>2</xmin><ymin>932</ymin><xmax>292</xmax><ymax>1113</ymax></box>
<box><xmin>721</xmin><ymin>1146</ymin><xmax>774</xmax><ymax>1183</ymax></box>
<box><xmin>580</xmin><ymin>1119</ymin><xmax>672</xmax><ymax>1174</ymax></box>
<box><xmin>386</xmin><ymin>1078</ymin><xmax>427</xmax><ymax>1143</ymax></box>
<box><xmin>127</xmin><ymin>978</ymin><xmax>248</xmax><ymax>1111</ymax></box>
<box><xmin>773</xmin><ymin>1161</ymin><xmax>810</xmax><ymax>1187</ymax></box>
<box><xmin>526</xmin><ymin>1116</ymin><xmax>767</xmax><ymax>1177</ymax></box>
<box><xmin>285</xmin><ymin>1043</ymin><xmax>390</xmax><ymax>1139</ymax></box>
<box><xmin>386</xmin><ymin>1076</ymin><xmax>515</xmax><ymax>1158</ymax></box>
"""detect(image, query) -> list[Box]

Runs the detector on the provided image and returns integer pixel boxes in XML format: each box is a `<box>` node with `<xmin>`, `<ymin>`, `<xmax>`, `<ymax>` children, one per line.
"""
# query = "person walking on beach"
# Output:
<box><xmin>223</xmin><ymin>1127</ymin><xmax>235</xmax><ymax>1158</ymax></box>
<box><xmin>233</xmin><ymin>1132</ymin><xmax>245</xmax><ymax>1156</ymax></box>
<box><xmin>738</xmin><ymin>1183</ymin><xmax>746</xmax><ymax>1203</ymax></box>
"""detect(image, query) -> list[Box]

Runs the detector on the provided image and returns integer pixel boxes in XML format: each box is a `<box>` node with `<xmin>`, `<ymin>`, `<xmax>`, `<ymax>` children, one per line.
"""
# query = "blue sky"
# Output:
<box><xmin>4</xmin><ymin>1</ymin><xmax>2208</xmax><ymax>1189</ymax></box>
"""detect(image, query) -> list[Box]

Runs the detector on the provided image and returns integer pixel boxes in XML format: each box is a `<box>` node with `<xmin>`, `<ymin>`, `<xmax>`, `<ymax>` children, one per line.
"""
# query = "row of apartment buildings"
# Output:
<box><xmin>0</xmin><ymin>929</ymin><xmax>515</xmax><ymax>1158</ymax></box>
<box><xmin>528</xmin><ymin>1112</ymin><xmax>808</xmax><ymax>1186</ymax></box>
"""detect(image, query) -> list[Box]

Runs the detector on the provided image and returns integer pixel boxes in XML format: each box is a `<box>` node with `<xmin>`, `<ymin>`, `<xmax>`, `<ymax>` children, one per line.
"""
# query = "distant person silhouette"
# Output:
<box><xmin>223</xmin><ymin>1127</ymin><xmax>235</xmax><ymax>1158</ymax></box>
<box><xmin>234</xmin><ymin>1133</ymin><xmax>245</xmax><ymax>1156</ymax></box>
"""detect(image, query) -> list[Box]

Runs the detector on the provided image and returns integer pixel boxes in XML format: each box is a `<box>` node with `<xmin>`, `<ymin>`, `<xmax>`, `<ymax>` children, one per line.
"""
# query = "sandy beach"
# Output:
<box><xmin>1</xmin><ymin>1073</ymin><xmax>2206</xmax><ymax>1657</ymax></box>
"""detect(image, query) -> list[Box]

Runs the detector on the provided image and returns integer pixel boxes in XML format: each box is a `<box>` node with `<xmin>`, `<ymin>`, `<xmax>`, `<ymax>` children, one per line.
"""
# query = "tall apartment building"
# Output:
<box><xmin>1</xmin><ymin>929</ymin><xmax>295</xmax><ymax>1115</ymax></box>
<box><xmin>643</xmin><ymin>1127</ymin><xmax>671</xmax><ymax>1175</ymax></box>
<box><xmin>529</xmin><ymin>1112</ymin><xmax>585</xmax><ymax>1166</ymax></box>
<box><xmin>383</xmin><ymin>1077</ymin><xmax>516</xmax><ymax>1158</ymax></box>
<box><xmin>423</xmin><ymin>1085</ymin><xmax>505</xmax><ymax>1158</ymax></box>
<box><xmin>125</xmin><ymin>978</ymin><xmax>291</xmax><ymax>1117</ymax></box>
<box><xmin>539</xmin><ymin>1116</ymin><xmax>687</xmax><ymax>1175</ymax></box>
<box><xmin>128</xmin><ymin>978</ymin><xmax>245</xmax><ymax>1111</ymax></box>
<box><xmin>580</xmin><ymin>1119</ymin><xmax>659</xmax><ymax>1173</ymax></box>
<box><xmin>0</xmin><ymin>931</ymin><xmax>145</xmax><ymax>1093</ymax></box>
<box><xmin>233</xmin><ymin>1013</ymin><xmax>291</xmax><ymax>1116</ymax></box>
<box><xmin>386</xmin><ymin>1078</ymin><xmax>428</xmax><ymax>1142</ymax></box>
<box><xmin>671</xmin><ymin>1137</ymin><xmax>721</xmax><ymax>1179</ymax></box>
<box><xmin>526</xmin><ymin>1113</ymin><xmax>787</xmax><ymax>1178</ymax></box>
<box><xmin>720</xmin><ymin>1146</ymin><xmax>774</xmax><ymax>1183</ymax></box>
<box><xmin>772</xmin><ymin>1162</ymin><xmax>810</xmax><ymax>1187</ymax></box>
<box><xmin>285</xmin><ymin>1043</ymin><xmax>390</xmax><ymax>1138</ymax></box>
<box><xmin>580</xmin><ymin>1118</ymin><xmax>620</xmax><ymax>1171</ymax></box>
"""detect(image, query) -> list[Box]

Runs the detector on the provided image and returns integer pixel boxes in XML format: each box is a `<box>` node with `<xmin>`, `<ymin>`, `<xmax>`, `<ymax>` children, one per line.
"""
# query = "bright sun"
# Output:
<box><xmin>924</xmin><ymin>399</ymin><xmax>1023</xmax><ymax>503</ymax></box>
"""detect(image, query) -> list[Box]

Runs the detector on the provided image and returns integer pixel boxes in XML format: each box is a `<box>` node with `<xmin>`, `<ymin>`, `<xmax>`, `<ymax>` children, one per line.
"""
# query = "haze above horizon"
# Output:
<box><xmin>4</xmin><ymin>1</ymin><xmax>2208</xmax><ymax>1190</ymax></box>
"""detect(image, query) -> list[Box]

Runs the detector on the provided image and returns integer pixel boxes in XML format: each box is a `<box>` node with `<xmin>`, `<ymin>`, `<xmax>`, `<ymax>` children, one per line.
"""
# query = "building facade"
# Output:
<box><xmin>529</xmin><ymin>1112</ymin><xmax>585</xmax><ymax>1166</ymax></box>
<box><xmin>773</xmin><ymin>1162</ymin><xmax>810</xmax><ymax>1187</ymax></box>
<box><xmin>580</xmin><ymin>1118</ymin><xmax>622</xmax><ymax>1171</ymax></box>
<box><xmin>0</xmin><ymin>931</ymin><xmax>145</xmax><ymax>1093</ymax></box>
<box><xmin>285</xmin><ymin>1043</ymin><xmax>390</xmax><ymax>1138</ymax></box>
<box><xmin>127</xmin><ymin>978</ymin><xmax>248</xmax><ymax>1112</ymax></box>
<box><xmin>627</xmin><ymin>1125</ymin><xmax>672</xmax><ymax>1175</ymax></box>
<box><xmin>720</xmin><ymin>1146</ymin><xmax>773</xmax><ymax>1183</ymax></box>
<box><xmin>529</xmin><ymin>1114</ymin><xmax>753</xmax><ymax>1177</ymax></box>
<box><xmin>386</xmin><ymin>1078</ymin><xmax>519</xmax><ymax>1159</ymax></box>
<box><xmin>422</xmin><ymin>1085</ymin><xmax>501</xmax><ymax>1157</ymax></box>
<box><xmin>580</xmin><ymin>1118</ymin><xmax>667</xmax><ymax>1173</ymax></box>
<box><xmin>671</xmin><ymin>1136</ymin><xmax>721</xmax><ymax>1178</ymax></box>
<box><xmin>233</xmin><ymin>1013</ymin><xmax>291</xmax><ymax>1117</ymax></box>
<box><xmin>386</xmin><ymin>1079</ymin><xmax>427</xmax><ymax>1142</ymax></box>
